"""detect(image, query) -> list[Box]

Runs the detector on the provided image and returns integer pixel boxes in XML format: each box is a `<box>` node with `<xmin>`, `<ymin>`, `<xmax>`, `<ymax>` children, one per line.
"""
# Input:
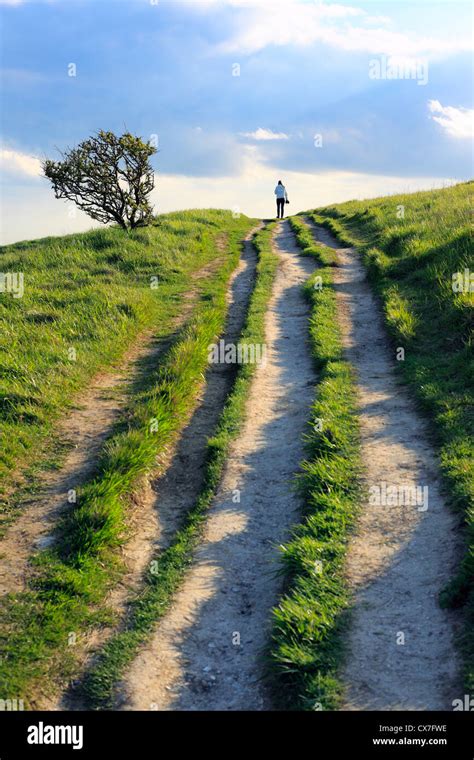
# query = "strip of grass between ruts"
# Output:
<box><xmin>309</xmin><ymin>183</ymin><xmax>473</xmax><ymax>694</ymax></box>
<box><xmin>76</xmin><ymin>221</ymin><xmax>280</xmax><ymax>709</ymax></box>
<box><xmin>0</xmin><ymin>216</ymin><xmax>257</xmax><ymax>706</ymax></box>
<box><xmin>268</xmin><ymin>216</ymin><xmax>362</xmax><ymax>710</ymax></box>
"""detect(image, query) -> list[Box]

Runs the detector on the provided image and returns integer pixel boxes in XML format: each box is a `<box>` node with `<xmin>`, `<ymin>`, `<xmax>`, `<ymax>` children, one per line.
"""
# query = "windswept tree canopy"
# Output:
<box><xmin>43</xmin><ymin>130</ymin><xmax>157</xmax><ymax>230</ymax></box>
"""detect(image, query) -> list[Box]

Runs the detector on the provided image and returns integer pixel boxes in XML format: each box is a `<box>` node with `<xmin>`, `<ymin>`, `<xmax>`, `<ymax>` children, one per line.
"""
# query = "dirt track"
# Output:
<box><xmin>117</xmin><ymin>221</ymin><xmax>316</xmax><ymax>710</ymax></box>
<box><xmin>305</xmin><ymin>219</ymin><xmax>462</xmax><ymax>711</ymax></box>
<box><xmin>0</xmin><ymin>332</ymin><xmax>166</xmax><ymax>598</ymax></box>
<box><xmin>58</xmin><ymin>227</ymin><xmax>262</xmax><ymax>710</ymax></box>
<box><xmin>4</xmin><ymin>217</ymin><xmax>462</xmax><ymax>713</ymax></box>
<box><xmin>0</xmin><ymin>258</ymin><xmax>227</xmax><ymax>601</ymax></box>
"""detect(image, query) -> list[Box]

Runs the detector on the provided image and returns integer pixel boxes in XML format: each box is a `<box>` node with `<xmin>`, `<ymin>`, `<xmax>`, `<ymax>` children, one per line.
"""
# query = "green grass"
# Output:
<box><xmin>0</xmin><ymin>211</ymin><xmax>258</xmax><ymax>705</ymax></box>
<box><xmin>306</xmin><ymin>213</ymin><xmax>356</xmax><ymax>249</ymax></box>
<box><xmin>77</xmin><ymin>222</ymin><xmax>279</xmax><ymax>709</ymax></box>
<box><xmin>310</xmin><ymin>181</ymin><xmax>473</xmax><ymax>692</ymax></box>
<box><xmin>0</xmin><ymin>211</ymin><xmax>250</xmax><ymax>523</ymax></box>
<box><xmin>268</xmin><ymin>215</ymin><xmax>361</xmax><ymax>710</ymax></box>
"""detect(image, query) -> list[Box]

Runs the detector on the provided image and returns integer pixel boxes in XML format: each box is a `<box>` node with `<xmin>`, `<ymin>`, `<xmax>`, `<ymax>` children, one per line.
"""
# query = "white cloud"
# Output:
<box><xmin>240</xmin><ymin>127</ymin><xmax>289</xmax><ymax>141</ymax></box>
<box><xmin>0</xmin><ymin>148</ymin><xmax>42</xmax><ymax>177</ymax></box>
<box><xmin>1</xmin><ymin>143</ymin><xmax>461</xmax><ymax>245</ymax></box>
<box><xmin>152</xmin><ymin>145</ymin><xmax>460</xmax><ymax>224</ymax></box>
<box><xmin>153</xmin><ymin>157</ymin><xmax>459</xmax><ymax>222</ymax></box>
<box><xmin>210</xmin><ymin>0</ymin><xmax>470</xmax><ymax>58</ymax></box>
<box><xmin>428</xmin><ymin>100</ymin><xmax>473</xmax><ymax>139</ymax></box>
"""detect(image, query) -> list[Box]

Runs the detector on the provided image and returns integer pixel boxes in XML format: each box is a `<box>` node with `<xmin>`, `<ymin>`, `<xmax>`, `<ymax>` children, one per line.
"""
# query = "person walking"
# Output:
<box><xmin>274</xmin><ymin>180</ymin><xmax>288</xmax><ymax>219</ymax></box>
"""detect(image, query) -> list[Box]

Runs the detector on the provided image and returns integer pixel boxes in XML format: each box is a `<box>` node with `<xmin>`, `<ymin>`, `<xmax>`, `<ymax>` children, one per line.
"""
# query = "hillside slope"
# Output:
<box><xmin>0</xmin><ymin>211</ymin><xmax>255</xmax><ymax>519</ymax></box>
<box><xmin>311</xmin><ymin>182</ymin><xmax>473</xmax><ymax>692</ymax></box>
<box><xmin>0</xmin><ymin>210</ymin><xmax>261</xmax><ymax>704</ymax></box>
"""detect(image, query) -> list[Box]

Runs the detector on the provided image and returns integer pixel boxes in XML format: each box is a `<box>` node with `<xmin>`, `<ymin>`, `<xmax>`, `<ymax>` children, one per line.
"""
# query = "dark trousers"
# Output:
<box><xmin>277</xmin><ymin>198</ymin><xmax>285</xmax><ymax>218</ymax></box>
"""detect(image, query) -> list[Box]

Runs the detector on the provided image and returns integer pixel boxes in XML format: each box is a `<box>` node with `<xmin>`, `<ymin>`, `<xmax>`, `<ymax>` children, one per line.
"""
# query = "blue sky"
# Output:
<box><xmin>0</xmin><ymin>0</ymin><xmax>472</xmax><ymax>243</ymax></box>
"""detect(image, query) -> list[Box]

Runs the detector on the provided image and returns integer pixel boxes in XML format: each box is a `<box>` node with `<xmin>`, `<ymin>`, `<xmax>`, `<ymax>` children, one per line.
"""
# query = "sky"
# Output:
<box><xmin>0</xmin><ymin>0</ymin><xmax>472</xmax><ymax>243</ymax></box>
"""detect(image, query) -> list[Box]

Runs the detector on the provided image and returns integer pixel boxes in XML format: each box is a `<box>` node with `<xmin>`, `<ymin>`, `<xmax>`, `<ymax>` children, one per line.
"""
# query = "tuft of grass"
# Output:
<box><xmin>78</xmin><ymin>222</ymin><xmax>280</xmax><ymax>709</ymax></box>
<box><xmin>0</xmin><ymin>212</ymin><xmax>258</xmax><ymax>705</ymax></box>
<box><xmin>309</xmin><ymin>214</ymin><xmax>356</xmax><ymax>249</ymax></box>
<box><xmin>311</xmin><ymin>182</ymin><xmax>473</xmax><ymax>692</ymax></box>
<box><xmin>291</xmin><ymin>216</ymin><xmax>338</xmax><ymax>267</ymax></box>
<box><xmin>384</xmin><ymin>287</ymin><xmax>418</xmax><ymax>342</ymax></box>
<box><xmin>268</xmin><ymin>216</ymin><xmax>361</xmax><ymax>710</ymax></box>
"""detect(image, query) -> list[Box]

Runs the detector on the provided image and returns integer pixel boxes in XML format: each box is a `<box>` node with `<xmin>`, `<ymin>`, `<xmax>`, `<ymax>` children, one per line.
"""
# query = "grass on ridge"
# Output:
<box><xmin>0</xmin><ymin>211</ymin><xmax>250</xmax><ymax>524</ymax></box>
<box><xmin>78</xmin><ymin>222</ymin><xmax>280</xmax><ymax>709</ymax></box>
<box><xmin>311</xmin><ymin>181</ymin><xmax>473</xmax><ymax>693</ymax></box>
<box><xmin>268</xmin><ymin>215</ymin><xmax>361</xmax><ymax>710</ymax></box>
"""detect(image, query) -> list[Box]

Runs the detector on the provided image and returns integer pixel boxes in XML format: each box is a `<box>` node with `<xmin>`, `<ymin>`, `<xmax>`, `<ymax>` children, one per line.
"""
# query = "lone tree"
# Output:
<box><xmin>43</xmin><ymin>130</ymin><xmax>157</xmax><ymax>231</ymax></box>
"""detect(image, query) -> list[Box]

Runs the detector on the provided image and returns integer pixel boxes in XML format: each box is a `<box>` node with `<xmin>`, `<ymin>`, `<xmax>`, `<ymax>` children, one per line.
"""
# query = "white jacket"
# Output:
<box><xmin>275</xmin><ymin>184</ymin><xmax>288</xmax><ymax>200</ymax></box>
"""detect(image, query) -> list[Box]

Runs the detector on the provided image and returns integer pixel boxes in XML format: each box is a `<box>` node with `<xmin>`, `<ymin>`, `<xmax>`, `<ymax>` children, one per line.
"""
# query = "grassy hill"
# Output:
<box><xmin>310</xmin><ymin>181</ymin><xmax>473</xmax><ymax>692</ymax></box>
<box><xmin>0</xmin><ymin>184</ymin><xmax>471</xmax><ymax>709</ymax></box>
<box><xmin>0</xmin><ymin>210</ymin><xmax>256</xmax><ymax>524</ymax></box>
<box><xmin>0</xmin><ymin>209</ymin><xmax>264</xmax><ymax>702</ymax></box>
